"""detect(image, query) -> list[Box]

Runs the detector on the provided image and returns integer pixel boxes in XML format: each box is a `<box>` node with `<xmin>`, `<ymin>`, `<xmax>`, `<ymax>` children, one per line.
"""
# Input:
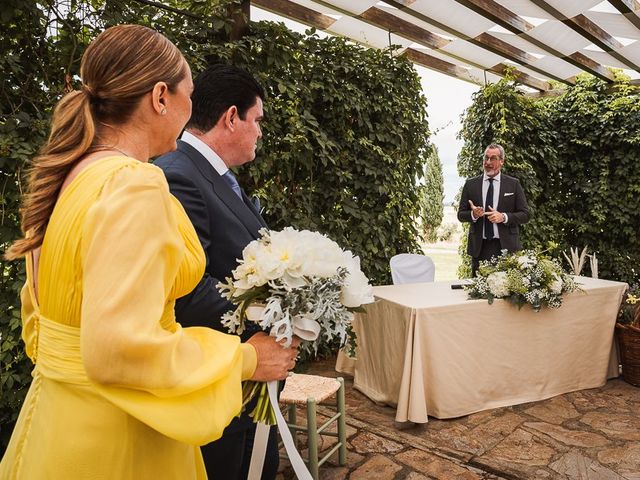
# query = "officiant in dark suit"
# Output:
<box><xmin>155</xmin><ymin>64</ymin><xmax>286</xmax><ymax>480</ymax></box>
<box><xmin>457</xmin><ymin>144</ymin><xmax>530</xmax><ymax>276</ymax></box>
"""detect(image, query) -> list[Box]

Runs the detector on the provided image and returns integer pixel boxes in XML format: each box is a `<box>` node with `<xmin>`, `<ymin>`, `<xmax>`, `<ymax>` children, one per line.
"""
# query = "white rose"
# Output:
<box><xmin>241</xmin><ymin>240</ymin><xmax>262</xmax><ymax>264</ymax></box>
<box><xmin>300</xmin><ymin>233</ymin><xmax>346</xmax><ymax>278</ymax></box>
<box><xmin>549</xmin><ymin>274</ymin><xmax>563</xmax><ymax>294</ymax></box>
<box><xmin>341</xmin><ymin>255</ymin><xmax>374</xmax><ymax>307</ymax></box>
<box><xmin>487</xmin><ymin>271</ymin><xmax>509</xmax><ymax>297</ymax></box>
<box><xmin>232</xmin><ymin>261</ymin><xmax>263</xmax><ymax>290</ymax></box>
<box><xmin>253</xmin><ymin>248</ymin><xmax>285</xmax><ymax>282</ymax></box>
<box><xmin>517</xmin><ymin>255</ymin><xmax>535</xmax><ymax>268</ymax></box>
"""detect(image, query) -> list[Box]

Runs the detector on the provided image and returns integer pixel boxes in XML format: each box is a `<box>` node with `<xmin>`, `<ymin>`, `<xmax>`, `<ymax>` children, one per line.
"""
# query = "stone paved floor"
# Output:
<box><xmin>276</xmin><ymin>356</ymin><xmax>640</xmax><ymax>480</ymax></box>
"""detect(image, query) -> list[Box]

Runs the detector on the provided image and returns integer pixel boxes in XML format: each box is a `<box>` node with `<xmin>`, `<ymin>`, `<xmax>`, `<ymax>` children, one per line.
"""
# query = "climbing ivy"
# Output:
<box><xmin>457</xmin><ymin>72</ymin><xmax>640</xmax><ymax>283</ymax></box>
<box><xmin>0</xmin><ymin>0</ymin><xmax>436</xmax><ymax>451</ymax></box>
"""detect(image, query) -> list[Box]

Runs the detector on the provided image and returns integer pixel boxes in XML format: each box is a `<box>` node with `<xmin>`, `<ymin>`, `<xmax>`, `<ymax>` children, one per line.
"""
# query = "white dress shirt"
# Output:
<box><xmin>471</xmin><ymin>172</ymin><xmax>509</xmax><ymax>239</ymax></box>
<box><xmin>181</xmin><ymin>131</ymin><xmax>229</xmax><ymax>176</ymax></box>
<box><xmin>482</xmin><ymin>173</ymin><xmax>500</xmax><ymax>239</ymax></box>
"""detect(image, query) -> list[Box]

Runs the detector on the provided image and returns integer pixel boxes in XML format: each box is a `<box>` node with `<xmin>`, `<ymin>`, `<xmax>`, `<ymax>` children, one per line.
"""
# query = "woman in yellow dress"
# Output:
<box><xmin>0</xmin><ymin>24</ymin><xmax>298</xmax><ymax>479</ymax></box>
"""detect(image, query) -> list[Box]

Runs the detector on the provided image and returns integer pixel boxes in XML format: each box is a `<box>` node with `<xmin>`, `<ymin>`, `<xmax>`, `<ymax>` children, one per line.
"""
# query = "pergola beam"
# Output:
<box><xmin>486</xmin><ymin>64</ymin><xmax>551</xmax><ymax>91</ymax></box>
<box><xmin>452</xmin><ymin>0</ymin><xmax>615</xmax><ymax>82</ymax></box>
<box><xmin>359</xmin><ymin>7</ymin><xmax>449</xmax><ymax>49</ymax></box>
<box><xmin>253</xmin><ymin>0</ymin><xmax>637</xmax><ymax>92</ymax></box>
<box><xmin>357</xmin><ymin>6</ymin><xmax>551</xmax><ymax>90</ymax></box>
<box><xmin>453</xmin><ymin>0</ymin><xmax>536</xmax><ymax>34</ymax></box>
<box><xmin>380</xmin><ymin>0</ymin><xmax>570</xmax><ymax>85</ymax></box>
<box><xmin>255</xmin><ymin>0</ymin><xmax>552</xmax><ymax>90</ymax></box>
<box><xmin>403</xmin><ymin>48</ymin><xmax>480</xmax><ymax>84</ymax></box>
<box><xmin>252</xmin><ymin>0</ymin><xmax>336</xmax><ymax>30</ymax></box>
<box><xmin>404</xmin><ymin>48</ymin><xmax>550</xmax><ymax>91</ymax></box>
<box><xmin>529</xmin><ymin>0</ymin><xmax>640</xmax><ymax>72</ymax></box>
<box><xmin>253</xmin><ymin>0</ymin><xmax>476</xmax><ymax>86</ymax></box>
<box><xmin>608</xmin><ymin>0</ymin><xmax>640</xmax><ymax>32</ymax></box>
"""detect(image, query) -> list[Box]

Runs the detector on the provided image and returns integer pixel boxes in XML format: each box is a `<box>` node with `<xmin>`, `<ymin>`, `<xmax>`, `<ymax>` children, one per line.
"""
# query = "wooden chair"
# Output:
<box><xmin>279</xmin><ymin>373</ymin><xmax>347</xmax><ymax>479</ymax></box>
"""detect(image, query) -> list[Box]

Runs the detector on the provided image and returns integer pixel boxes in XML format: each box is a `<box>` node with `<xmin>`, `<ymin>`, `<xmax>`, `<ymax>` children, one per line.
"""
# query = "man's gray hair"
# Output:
<box><xmin>485</xmin><ymin>143</ymin><xmax>505</xmax><ymax>159</ymax></box>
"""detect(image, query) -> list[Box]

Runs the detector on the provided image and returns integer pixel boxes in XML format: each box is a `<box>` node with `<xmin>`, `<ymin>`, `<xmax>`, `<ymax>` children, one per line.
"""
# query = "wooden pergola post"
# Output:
<box><xmin>229</xmin><ymin>0</ymin><xmax>251</xmax><ymax>40</ymax></box>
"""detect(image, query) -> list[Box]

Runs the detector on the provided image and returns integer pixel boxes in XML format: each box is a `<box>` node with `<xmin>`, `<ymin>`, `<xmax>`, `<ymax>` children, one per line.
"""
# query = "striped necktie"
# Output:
<box><xmin>222</xmin><ymin>170</ymin><xmax>242</xmax><ymax>199</ymax></box>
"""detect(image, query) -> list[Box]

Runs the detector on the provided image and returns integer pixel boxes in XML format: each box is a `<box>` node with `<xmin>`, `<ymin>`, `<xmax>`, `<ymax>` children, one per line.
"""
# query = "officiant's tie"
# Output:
<box><xmin>484</xmin><ymin>178</ymin><xmax>494</xmax><ymax>240</ymax></box>
<box><xmin>222</xmin><ymin>170</ymin><xmax>243</xmax><ymax>199</ymax></box>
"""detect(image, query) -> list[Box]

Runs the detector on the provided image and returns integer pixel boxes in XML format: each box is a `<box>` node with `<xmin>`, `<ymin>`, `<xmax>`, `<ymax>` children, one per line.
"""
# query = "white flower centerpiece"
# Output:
<box><xmin>466</xmin><ymin>249</ymin><xmax>580</xmax><ymax>311</ymax></box>
<box><xmin>218</xmin><ymin>227</ymin><xmax>374</xmax><ymax>424</ymax></box>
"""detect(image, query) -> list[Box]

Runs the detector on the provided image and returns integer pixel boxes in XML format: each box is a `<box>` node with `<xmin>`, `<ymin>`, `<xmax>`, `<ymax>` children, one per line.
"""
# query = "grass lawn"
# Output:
<box><xmin>425</xmin><ymin>249</ymin><xmax>462</xmax><ymax>281</ymax></box>
<box><xmin>419</xmin><ymin>205</ymin><xmax>465</xmax><ymax>281</ymax></box>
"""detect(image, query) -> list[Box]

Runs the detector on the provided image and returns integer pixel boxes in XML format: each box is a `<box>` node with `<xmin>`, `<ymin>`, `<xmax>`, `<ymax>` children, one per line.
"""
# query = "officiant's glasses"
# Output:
<box><xmin>483</xmin><ymin>155</ymin><xmax>502</xmax><ymax>163</ymax></box>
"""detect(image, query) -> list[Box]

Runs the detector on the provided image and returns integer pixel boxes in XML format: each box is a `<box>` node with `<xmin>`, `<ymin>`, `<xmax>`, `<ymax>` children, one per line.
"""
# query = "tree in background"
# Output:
<box><xmin>0</xmin><ymin>0</ymin><xmax>436</xmax><ymax>450</ymax></box>
<box><xmin>422</xmin><ymin>145</ymin><xmax>444</xmax><ymax>242</ymax></box>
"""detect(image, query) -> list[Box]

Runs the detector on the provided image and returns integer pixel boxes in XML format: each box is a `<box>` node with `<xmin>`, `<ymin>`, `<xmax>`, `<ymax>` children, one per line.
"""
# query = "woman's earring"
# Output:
<box><xmin>160</xmin><ymin>108</ymin><xmax>167</xmax><ymax>116</ymax></box>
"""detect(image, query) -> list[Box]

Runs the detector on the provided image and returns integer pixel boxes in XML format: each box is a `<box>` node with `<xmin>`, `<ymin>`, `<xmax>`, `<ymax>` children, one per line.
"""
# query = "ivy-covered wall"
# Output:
<box><xmin>211</xmin><ymin>22</ymin><xmax>434</xmax><ymax>283</ymax></box>
<box><xmin>0</xmin><ymin>0</ymin><xmax>437</xmax><ymax>450</ymax></box>
<box><xmin>457</xmin><ymin>73</ymin><xmax>640</xmax><ymax>283</ymax></box>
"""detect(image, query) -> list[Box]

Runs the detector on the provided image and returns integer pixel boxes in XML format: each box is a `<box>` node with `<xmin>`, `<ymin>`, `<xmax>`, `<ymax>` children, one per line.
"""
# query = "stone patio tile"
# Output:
<box><xmin>474</xmin><ymin>428</ymin><xmax>557</xmax><ymax>477</ymax></box>
<box><xmin>524</xmin><ymin>422</ymin><xmax>610</xmax><ymax>448</ymax></box>
<box><xmin>325</xmin><ymin>450</ymin><xmax>364</xmax><ymax>468</ymax></box>
<box><xmin>601</xmin><ymin>380</ymin><xmax>640</xmax><ymax>402</ymax></box>
<box><xmin>318</xmin><ymin>466</ymin><xmax>350</xmax><ymax>479</ymax></box>
<box><xmin>569</xmin><ymin>389</ymin><xmax>633</xmax><ymax>414</ymax></box>
<box><xmin>350</xmin><ymin>431</ymin><xmax>403</xmax><ymax>455</ymax></box>
<box><xmin>468</xmin><ymin>412</ymin><xmax>526</xmax><ymax>452</ymax></box>
<box><xmin>405</xmin><ymin>472</ymin><xmax>429</xmax><ymax>480</ymax></box>
<box><xmin>420</xmin><ymin>423</ymin><xmax>484</xmax><ymax>456</ymax></box>
<box><xmin>458</xmin><ymin>409</ymin><xmax>496</xmax><ymax>428</ymax></box>
<box><xmin>396</xmin><ymin>449</ymin><xmax>483</xmax><ymax>480</ymax></box>
<box><xmin>580</xmin><ymin>412</ymin><xmax>640</xmax><ymax>441</ymax></box>
<box><xmin>524</xmin><ymin>395</ymin><xmax>581</xmax><ymax>423</ymax></box>
<box><xmin>598</xmin><ymin>443</ymin><xmax>640</xmax><ymax>480</ymax></box>
<box><xmin>349</xmin><ymin>454</ymin><xmax>402</xmax><ymax>479</ymax></box>
<box><xmin>549</xmin><ymin>449</ymin><xmax>625</xmax><ymax>479</ymax></box>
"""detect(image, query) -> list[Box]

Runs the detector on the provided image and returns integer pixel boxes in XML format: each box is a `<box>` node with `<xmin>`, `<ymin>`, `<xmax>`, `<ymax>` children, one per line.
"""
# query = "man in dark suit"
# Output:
<box><xmin>457</xmin><ymin>143</ymin><xmax>530</xmax><ymax>276</ymax></box>
<box><xmin>155</xmin><ymin>65</ymin><xmax>283</xmax><ymax>480</ymax></box>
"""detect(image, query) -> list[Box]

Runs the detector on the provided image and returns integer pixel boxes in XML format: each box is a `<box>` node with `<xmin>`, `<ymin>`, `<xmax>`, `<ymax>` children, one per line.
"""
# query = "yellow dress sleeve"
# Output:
<box><xmin>79</xmin><ymin>162</ymin><xmax>255</xmax><ymax>445</ymax></box>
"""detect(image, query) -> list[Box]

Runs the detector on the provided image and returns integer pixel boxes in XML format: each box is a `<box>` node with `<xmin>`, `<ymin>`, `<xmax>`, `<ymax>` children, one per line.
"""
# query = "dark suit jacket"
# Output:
<box><xmin>457</xmin><ymin>173</ymin><xmax>529</xmax><ymax>258</ymax></box>
<box><xmin>155</xmin><ymin>140</ymin><xmax>267</xmax><ymax>333</ymax></box>
<box><xmin>155</xmin><ymin>140</ymin><xmax>267</xmax><ymax>432</ymax></box>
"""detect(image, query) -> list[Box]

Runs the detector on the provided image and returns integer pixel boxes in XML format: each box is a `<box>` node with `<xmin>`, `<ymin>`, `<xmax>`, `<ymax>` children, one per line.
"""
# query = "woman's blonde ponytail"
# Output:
<box><xmin>5</xmin><ymin>24</ymin><xmax>186</xmax><ymax>260</ymax></box>
<box><xmin>5</xmin><ymin>89</ymin><xmax>95</xmax><ymax>259</ymax></box>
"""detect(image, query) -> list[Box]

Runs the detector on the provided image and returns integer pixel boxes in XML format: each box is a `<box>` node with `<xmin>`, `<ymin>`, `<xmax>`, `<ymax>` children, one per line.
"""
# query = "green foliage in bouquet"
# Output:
<box><xmin>618</xmin><ymin>285</ymin><xmax>640</xmax><ymax>327</ymax></box>
<box><xmin>466</xmin><ymin>250</ymin><xmax>581</xmax><ymax>311</ymax></box>
<box><xmin>218</xmin><ymin>227</ymin><xmax>374</xmax><ymax>424</ymax></box>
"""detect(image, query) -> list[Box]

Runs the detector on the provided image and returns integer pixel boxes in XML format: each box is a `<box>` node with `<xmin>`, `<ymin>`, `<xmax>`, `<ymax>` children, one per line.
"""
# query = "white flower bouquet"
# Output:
<box><xmin>466</xmin><ymin>249</ymin><xmax>580</xmax><ymax>311</ymax></box>
<box><xmin>218</xmin><ymin>227</ymin><xmax>374</xmax><ymax>423</ymax></box>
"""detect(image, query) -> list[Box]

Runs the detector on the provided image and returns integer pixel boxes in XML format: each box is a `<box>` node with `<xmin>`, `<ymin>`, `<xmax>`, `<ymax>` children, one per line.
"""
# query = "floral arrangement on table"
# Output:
<box><xmin>465</xmin><ymin>249</ymin><xmax>581</xmax><ymax>311</ymax></box>
<box><xmin>218</xmin><ymin>227</ymin><xmax>374</xmax><ymax>424</ymax></box>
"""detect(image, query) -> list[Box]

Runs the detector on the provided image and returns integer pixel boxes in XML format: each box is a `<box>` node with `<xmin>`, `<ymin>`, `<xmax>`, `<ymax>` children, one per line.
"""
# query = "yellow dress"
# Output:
<box><xmin>0</xmin><ymin>156</ymin><xmax>256</xmax><ymax>479</ymax></box>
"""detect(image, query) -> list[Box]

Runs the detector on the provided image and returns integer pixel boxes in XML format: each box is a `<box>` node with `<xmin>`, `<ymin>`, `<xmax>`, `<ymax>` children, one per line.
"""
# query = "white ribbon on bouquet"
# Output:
<box><xmin>245</xmin><ymin>307</ymin><xmax>318</xmax><ymax>480</ymax></box>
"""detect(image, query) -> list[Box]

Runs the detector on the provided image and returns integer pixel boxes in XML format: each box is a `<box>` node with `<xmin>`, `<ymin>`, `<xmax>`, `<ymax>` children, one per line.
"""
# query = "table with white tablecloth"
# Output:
<box><xmin>336</xmin><ymin>276</ymin><xmax>626</xmax><ymax>423</ymax></box>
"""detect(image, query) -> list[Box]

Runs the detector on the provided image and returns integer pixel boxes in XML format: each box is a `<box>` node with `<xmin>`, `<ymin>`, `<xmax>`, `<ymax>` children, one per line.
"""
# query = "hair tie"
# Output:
<box><xmin>81</xmin><ymin>84</ymin><xmax>102</xmax><ymax>106</ymax></box>
<box><xmin>81</xmin><ymin>84</ymin><xmax>96</xmax><ymax>98</ymax></box>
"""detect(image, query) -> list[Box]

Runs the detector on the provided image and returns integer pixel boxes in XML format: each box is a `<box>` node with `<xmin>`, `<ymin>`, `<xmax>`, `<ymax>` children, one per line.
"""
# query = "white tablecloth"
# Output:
<box><xmin>336</xmin><ymin>276</ymin><xmax>626</xmax><ymax>423</ymax></box>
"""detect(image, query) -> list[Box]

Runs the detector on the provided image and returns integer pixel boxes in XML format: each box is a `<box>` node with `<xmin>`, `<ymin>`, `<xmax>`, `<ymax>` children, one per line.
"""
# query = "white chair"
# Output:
<box><xmin>390</xmin><ymin>253</ymin><xmax>435</xmax><ymax>284</ymax></box>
